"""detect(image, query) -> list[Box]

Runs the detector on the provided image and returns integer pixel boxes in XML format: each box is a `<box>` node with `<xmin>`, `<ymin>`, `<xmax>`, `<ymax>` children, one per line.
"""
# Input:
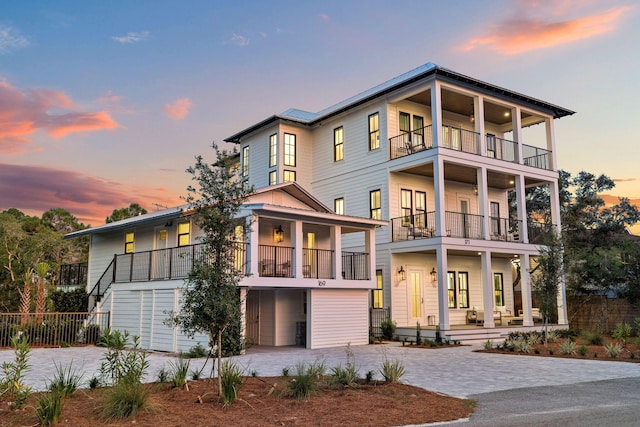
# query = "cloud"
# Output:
<box><xmin>461</xmin><ymin>4</ymin><xmax>632</xmax><ymax>55</ymax></box>
<box><xmin>0</xmin><ymin>80</ymin><xmax>120</xmax><ymax>154</ymax></box>
<box><xmin>163</xmin><ymin>98</ymin><xmax>192</xmax><ymax>120</ymax></box>
<box><xmin>613</xmin><ymin>178</ymin><xmax>637</xmax><ymax>183</ymax></box>
<box><xmin>319</xmin><ymin>14</ymin><xmax>330</xmax><ymax>22</ymax></box>
<box><xmin>95</xmin><ymin>90</ymin><xmax>123</xmax><ymax>104</ymax></box>
<box><xmin>0</xmin><ymin>163</ymin><xmax>182</xmax><ymax>226</ymax></box>
<box><xmin>229</xmin><ymin>33</ymin><xmax>249</xmax><ymax>46</ymax></box>
<box><xmin>112</xmin><ymin>31</ymin><xmax>150</xmax><ymax>43</ymax></box>
<box><xmin>0</xmin><ymin>25</ymin><xmax>29</xmax><ymax>54</ymax></box>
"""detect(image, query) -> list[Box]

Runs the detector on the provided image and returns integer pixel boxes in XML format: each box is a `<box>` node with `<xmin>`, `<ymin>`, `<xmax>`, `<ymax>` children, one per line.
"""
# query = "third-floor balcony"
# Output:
<box><xmin>389</xmin><ymin>125</ymin><xmax>551</xmax><ymax>170</ymax></box>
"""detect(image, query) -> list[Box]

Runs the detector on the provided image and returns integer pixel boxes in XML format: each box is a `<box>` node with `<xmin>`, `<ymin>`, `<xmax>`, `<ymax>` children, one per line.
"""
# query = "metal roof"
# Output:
<box><xmin>224</xmin><ymin>62</ymin><xmax>574</xmax><ymax>143</ymax></box>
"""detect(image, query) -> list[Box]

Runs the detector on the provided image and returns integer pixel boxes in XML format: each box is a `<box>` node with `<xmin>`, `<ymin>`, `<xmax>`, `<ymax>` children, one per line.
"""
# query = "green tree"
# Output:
<box><xmin>531</xmin><ymin>231</ymin><xmax>564</xmax><ymax>344</ymax></box>
<box><xmin>105</xmin><ymin>203</ymin><xmax>148</xmax><ymax>224</ymax></box>
<box><xmin>170</xmin><ymin>143</ymin><xmax>253</xmax><ymax>398</ymax></box>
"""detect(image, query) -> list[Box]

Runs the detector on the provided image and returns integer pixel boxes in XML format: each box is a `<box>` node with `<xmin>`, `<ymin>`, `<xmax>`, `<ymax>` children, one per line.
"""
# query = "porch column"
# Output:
<box><xmin>481</xmin><ymin>250</ymin><xmax>495</xmax><ymax>328</ymax></box>
<box><xmin>294</xmin><ymin>220</ymin><xmax>303</xmax><ymax>278</ymax></box>
<box><xmin>430</xmin><ymin>81</ymin><xmax>443</xmax><ymax>148</ymax></box>
<box><xmin>546</xmin><ymin>117</ymin><xmax>557</xmax><ymax>171</ymax></box>
<box><xmin>436</xmin><ymin>246</ymin><xmax>450</xmax><ymax>330</ymax></box>
<box><xmin>433</xmin><ymin>157</ymin><xmax>446</xmax><ymax>237</ymax></box>
<box><xmin>549</xmin><ymin>179</ymin><xmax>562</xmax><ymax>235</ymax></box>
<box><xmin>516</xmin><ymin>175</ymin><xmax>529</xmax><ymax>243</ymax></box>
<box><xmin>513</xmin><ymin>107</ymin><xmax>523</xmax><ymax>164</ymax></box>
<box><xmin>332</xmin><ymin>226</ymin><xmax>343</xmax><ymax>280</ymax></box>
<box><xmin>249</xmin><ymin>216</ymin><xmax>260</xmax><ymax>276</ymax></box>
<box><xmin>557</xmin><ymin>254</ymin><xmax>568</xmax><ymax>326</ymax></box>
<box><xmin>521</xmin><ymin>253</ymin><xmax>534</xmax><ymax>326</ymax></box>
<box><xmin>478</xmin><ymin>167</ymin><xmax>490</xmax><ymax>241</ymax></box>
<box><xmin>239</xmin><ymin>288</ymin><xmax>247</xmax><ymax>354</ymax></box>
<box><xmin>365</xmin><ymin>228</ymin><xmax>376</xmax><ymax>281</ymax></box>
<box><xmin>475</xmin><ymin>96</ymin><xmax>486</xmax><ymax>155</ymax></box>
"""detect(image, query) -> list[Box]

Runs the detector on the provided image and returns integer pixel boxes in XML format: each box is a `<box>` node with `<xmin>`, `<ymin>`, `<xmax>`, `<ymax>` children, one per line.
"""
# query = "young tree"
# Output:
<box><xmin>531</xmin><ymin>231</ymin><xmax>564</xmax><ymax>345</ymax></box>
<box><xmin>170</xmin><ymin>143</ymin><xmax>253</xmax><ymax>398</ymax></box>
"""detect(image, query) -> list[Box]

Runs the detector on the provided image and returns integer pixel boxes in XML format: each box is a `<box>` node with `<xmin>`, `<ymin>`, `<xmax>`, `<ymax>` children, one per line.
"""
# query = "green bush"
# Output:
<box><xmin>101</xmin><ymin>381</ymin><xmax>153</xmax><ymax>420</ymax></box>
<box><xmin>581</xmin><ymin>330</ymin><xmax>603</xmax><ymax>345</ymax></box>
<box><xmin>50</xmin><ymin>288</ymin><xmax>89</xmax><ymax>312</ymax></box>
<box><xmin>288</xmin><ymin>362</ymin><xmax>317</xmax><ymax>400</ymax></box>
<box><xmin>0</xmin><ymin>335</ymin><xmax>32</xmax><ymax>408</ymax></box>
<box><xmin>48</xmin><ymin>362</ymin><xmax>82</xmax><ymax>397</ymax></box>
<box><xmin>605</xmin><ymin>343</ymin><xmax>622</xmax><ymax>358</ymax></box>
<box><xmin>612</xmin><ymin>322</ymin><xmax>632</xmax><ymax>345</ymax></box>
<box><xmin>379</xmin><ymin>358</ymin><xmax>405</xmax><ymax>383</ymax></box>
<box><xmin>169</xmin><ymin>357</ymin><xmax>190</xmax><ymax>389</ymax></box>
<box><xmin>180</xmin><ymin>343</ymin><xmax>208</xmax><ymax>358</ymax></box>
<box><xmin>579</xmin><ymin>345</ymin><xmax>588</xmax><ymax>356</ymax></box>
<box><xmin>36</xmin><ymin>392</ymin><xmax>63</xmax><ymax>426</ymax></box>
<box><xmin>560</xmin><ymin>339</ymin><xmax>577</xmax><ymax>355</ymax></box>
<box><xmin>219</xmin><ymin>361</ymin><xmax>243</xmax><ymax>404</ymax></box>
<box><xmin>380</xmin><ymin>318</ymin><xmax>396</xmax><ymax>340</ymax></box>
<box><xmin>98</xmin><ymin>330</ymin><xmax>149</xmax><ymax>386</ymax></box>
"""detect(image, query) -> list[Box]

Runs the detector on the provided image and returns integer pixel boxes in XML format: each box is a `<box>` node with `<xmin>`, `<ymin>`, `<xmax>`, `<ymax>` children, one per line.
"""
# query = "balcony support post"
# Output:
<box><xmin>294</xmin><ymin>221</ymin><xmax>303</xmax><ymax>278</ymax></box>
<box><xmin>436</xmin><ymin>246</ymin><xmax>450</xmax><ymax>330</ymax></box>
<box><xmin>516</xmin><ymin>175</ymin><xmax>529</xmax><ymax>243</ymax></box>
<box><xmin>434</xmin><ymin>157</ymin><xmax>446</xmax><ymax>237</ymax></box>
<box><xmin>430</xmin><ymin>81</ymin><xmax>443</xmax><ymax>148</ymax></box>
<box><xmin>481</xmin><ymin>250</ymin><xmax>495</xmax><ymax>328</ymax></box>
<box><xmin>478</xmin><ymin>167</ymin><xmax>490</xmax><ymax>241</ymax></box>
<box><xmin>521</xmin><ymin>253</ymin><xmax>534</xmax><ymax>326</ymax></box>
<box><xmin>513</xmin><ymin>106</ymin><xmax>523</xmax><ymax>164</ymax></box>
<box><xmin>248</xmin><ymin>216</ymin><xmax>260</xmax><ymax>277</ymax></box>
<box><xmin>332</xmin><ymin>226</ymin><xmax>342</xmax><ymax>281</ymax></box>
<box><xmin>546</xmin><ymin>117</ymin><xmax>557</xmax><ymax>171</ymax></box>
<box><xmin>475</xmin><ymin>96</ymin><xmax>486</xmax><ymax>155</ymax></box>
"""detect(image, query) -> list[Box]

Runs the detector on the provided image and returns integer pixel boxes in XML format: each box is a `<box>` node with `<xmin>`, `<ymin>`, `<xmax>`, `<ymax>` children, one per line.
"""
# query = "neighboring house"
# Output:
<box><xmin>64</xmin><ymin>183</ymin><xmax>385</xmax><ymax>351</ymax></box>
<box><xmin>224</xmin><ymin>62</ymin><xmax>574</xmax><ymax>343</ymax></box>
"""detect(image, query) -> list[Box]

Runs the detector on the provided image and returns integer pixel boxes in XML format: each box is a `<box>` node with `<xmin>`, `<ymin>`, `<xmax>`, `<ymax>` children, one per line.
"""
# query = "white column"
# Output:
<box><xmin>431</xmin><ymin>81</ymin><xmax>443</xmax><ymax>148</ymax></box>
<box><xmin>549</xmin><ymin>179</ymin><xmax>562</xmax><ymax>234</ymax></box>
<box><xmin>436</xmin><ymin>246</ymin><xmax>450</xmax><ymax>330</ymax></box>
<box><xmin>557</xmin><ymin>253</ymin><xmax>568</xmax><ymax>325</ymax></box>
<box><xmin>249</xmin><ymin>216</ymin><xmax>260</xmax><ymax>277</ymax></box>
<box><xmin>516</xmin><ymin>175</ymin><xmax>529</xmax><ymax>243</ymax></box>
<box><xmin>478</xmin><ymin>167</ymin><xmax>490</xmax><ymax>241</ymax></box>
<box><xmin>475</xmin><ymin>96</ymin><xmax>486</xmax><ymax>155</ymax></box>
<box><xmin>365</xmin><ymin>228</ymin><xmax>375</xmax><ymax>282</ymax></box>
<box><xmin>521</xmin><ymin>253</ymin><xmax>534</xmax><ymax>326</ymax></box>
<box><xmin>239</xmin><ymin>288</ymin><xmax>247</xmax><ymax>354</ymax></box>
<box><xmin>434</xmin><ymin>157</ymin><xmax>446</xmax><ymax>237</ymax></box>
<box><xmin>546</xmin><ymin>117</ymin><xmax>557</xmax><ymax>171</ymax></box>
<box><xmin>294</xmin><ymin>221</ymin><xmax>303</xmax><ymax>278</ymax></box>
<box><xmin>513</xmin><ymin>107</ymin><xmax>523</xmax><ymax>164</ymax></box>
<box><xmin>481</xmin><ymin>251</ymin><xmax>494</xmax><ymax>328</ymax></box>
<box><xmin>333</xmin><ymin>226</ymin><xmax>343</xmax><ymax>280</ymax></box>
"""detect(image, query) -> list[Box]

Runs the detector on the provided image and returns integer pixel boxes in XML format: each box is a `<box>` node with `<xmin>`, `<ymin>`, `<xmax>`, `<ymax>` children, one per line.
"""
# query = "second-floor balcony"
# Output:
<box><xmin>389</xmin><ymin>125</ymin><xmax>550</xmax><ymax>170</ymax></box>
<box><xmin>391</xmin><ymin>212</ymin><xmax>551</xmax><ymax>244</ymax></box>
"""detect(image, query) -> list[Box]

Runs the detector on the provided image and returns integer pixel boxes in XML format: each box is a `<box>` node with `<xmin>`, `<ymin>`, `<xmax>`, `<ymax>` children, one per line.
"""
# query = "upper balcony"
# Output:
<box><xmin>389</xmin><ymin>125</ymin><xmax>551</xmax><ymax>170</ymax></box>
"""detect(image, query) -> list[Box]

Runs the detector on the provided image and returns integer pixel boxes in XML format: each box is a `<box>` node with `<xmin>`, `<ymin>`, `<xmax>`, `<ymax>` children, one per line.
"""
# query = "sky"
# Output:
<box><xmin>1</xmin><ymin>0</ymin><xmax>639</xmax><ymax>232</ymax></box>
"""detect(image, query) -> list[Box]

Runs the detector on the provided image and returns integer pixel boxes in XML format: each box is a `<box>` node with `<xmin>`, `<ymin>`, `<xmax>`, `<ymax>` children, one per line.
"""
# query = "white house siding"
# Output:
<box><xmin>274</xmin><ymin>289</ymin><xmax>305</xmax><ymax>346</ymax></box>
<box><xmin>308</xmin><ymin>289</ymin><xmax>369</xmax><ymax>349</ymax></box>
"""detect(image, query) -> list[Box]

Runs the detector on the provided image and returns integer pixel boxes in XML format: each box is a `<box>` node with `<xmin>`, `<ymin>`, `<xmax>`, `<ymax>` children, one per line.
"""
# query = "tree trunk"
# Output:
<box><xmin>217</xmin><ymin>328</ymin><xmax>222</xmax><ymax>398</ymax></box>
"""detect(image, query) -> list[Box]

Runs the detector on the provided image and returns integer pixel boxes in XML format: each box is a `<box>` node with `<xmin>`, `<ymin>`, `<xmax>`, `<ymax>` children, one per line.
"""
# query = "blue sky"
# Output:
<box><xmin>1</xmin><ymin>0</ymin><xmax>638</xmax><ymax>231</ymax></box>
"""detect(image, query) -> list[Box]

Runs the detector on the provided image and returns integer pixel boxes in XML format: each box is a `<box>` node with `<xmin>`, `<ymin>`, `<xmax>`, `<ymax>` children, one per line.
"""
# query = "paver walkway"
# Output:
<box><xmin>1</xmin><ymin>343</ymin><xmax>639</xmax><ymax>398</ymax></box>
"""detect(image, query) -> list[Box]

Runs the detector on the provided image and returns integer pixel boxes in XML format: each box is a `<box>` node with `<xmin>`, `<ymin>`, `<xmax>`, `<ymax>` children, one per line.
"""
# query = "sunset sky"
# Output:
<box><xmin>1</xmin><ymin>0</ymin><xmax>639</xmax><ymax>232</ymax></box>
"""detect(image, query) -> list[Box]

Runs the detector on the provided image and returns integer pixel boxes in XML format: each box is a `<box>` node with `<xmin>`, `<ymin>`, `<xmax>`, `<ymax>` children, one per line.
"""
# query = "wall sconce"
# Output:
<box><xmin>473</xmin><ymin>184</ymin><xmax>478</xmax><ymax>196</ymax></box>
<box><xmin>397</xmin><ymin>266</ymin><xmax>406</xmax><ymax>282</ymax></box>
<box><xmin>273</xmin><ymin>225</ymin><xmax>284</xmax><ymax>243</ymax></box>
<box><xmin>430</xmin><ymin>267</ymin><xmax>437</xmax><ymax>284</ymax></box>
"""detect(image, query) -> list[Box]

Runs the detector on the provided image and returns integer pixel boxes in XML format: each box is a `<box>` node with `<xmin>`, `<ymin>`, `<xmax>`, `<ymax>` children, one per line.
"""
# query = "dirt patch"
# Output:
<box><xmin>1</xmin><ymin>377</ymin><xmax>475</xmax><ymax>427</ymax></box>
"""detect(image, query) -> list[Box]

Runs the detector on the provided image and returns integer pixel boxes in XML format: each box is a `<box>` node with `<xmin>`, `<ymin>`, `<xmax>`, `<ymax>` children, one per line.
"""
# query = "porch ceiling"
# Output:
<box><xmin>399</xmin><ymin>163</ymin><xmax>521</xmax><ymax>190</ymax></box>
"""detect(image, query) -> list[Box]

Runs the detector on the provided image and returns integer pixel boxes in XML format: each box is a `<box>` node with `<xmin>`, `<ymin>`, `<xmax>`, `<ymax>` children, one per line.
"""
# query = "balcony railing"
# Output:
<box><xmin>527</xmin><ymin>221</ymin><xmax>556</xmax><ymax>244</ymax></box>
<box><xmin>258</xmin><ymin>244</ymin><xmax>294</xmax><ymax>277</ymax></box>
<box><xmin>389</xmin><ymin>125</ymin><xmax>433</xmax><ymax>159</ymax></box>
<box><xmin>389</xmin><ymin>125</ymin><xmax>552</xmax><ymax>170</ymax></box>
<box><xmin>303</xmin><ymin>248</ymin><xmax>334</xmax><ymax>279</ymax></box>
<box><xmin>59</xmin><ymin>262</ymin><xmax>88</xmax><ymax>287</ymax></box>
<box><xmin>445</xmin><ymin>211</ymin><xmax>484</xmax><ymax>239</ymax></box>
<box><xmin>391</xmin><ymin>212</ymin><xmax>436</xmax><ymax>241</ymax></box>
<box><xmin>489</xmin><ymin>217</ymin><xmax>523</xmax><ymax>242</ymax></box>
<box><xmin>342</xmin><ymin>251</ymin><xmax>370</xmax><ymax>280</ymax></box>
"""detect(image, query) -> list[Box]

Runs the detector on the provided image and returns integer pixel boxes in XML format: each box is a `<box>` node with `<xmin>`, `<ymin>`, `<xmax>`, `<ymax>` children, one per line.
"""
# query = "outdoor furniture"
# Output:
<box><xmin>518</xmin><ymin>308</ymin><xmax>543</xmax><ymax>322</ymax></box>
<box><xmin>476</xmin><ymin>310</ymin><xmax>502</xmax><ymax>326</ymax></box>
<box><xmin>466</xmin><ymin>310</ymin><xmax>477</xmax><ymax>324</ymax></box>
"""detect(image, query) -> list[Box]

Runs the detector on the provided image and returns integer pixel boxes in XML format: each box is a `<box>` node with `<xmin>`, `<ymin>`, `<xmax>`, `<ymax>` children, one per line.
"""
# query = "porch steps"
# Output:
<box><xmin>444</xmin><ymin>328</ymin><xmax>504</xmax><ymax>345</ymax></box>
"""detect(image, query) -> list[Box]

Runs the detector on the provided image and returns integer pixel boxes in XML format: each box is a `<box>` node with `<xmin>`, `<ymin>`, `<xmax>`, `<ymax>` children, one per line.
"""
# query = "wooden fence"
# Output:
<box><xmin>0</xmin><ymin>312</ymin><xmax>109</xmax><ymax>348</ymax></box>
<box><xmin>568</xmin><ymin>296</ymin><xmax>640</xmax><ymax>333</ymax></box>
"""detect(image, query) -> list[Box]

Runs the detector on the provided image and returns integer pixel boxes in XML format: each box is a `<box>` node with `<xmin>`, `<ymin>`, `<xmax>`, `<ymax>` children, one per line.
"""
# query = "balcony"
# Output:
<box><xmin>389</xmin><ymin>125</ymin><xmax>552</xmax><ymax>170</ymax></box>
<box><xmin>391</xmin><ymin>213</ymin><xmax>548</xmax><ymax>244</ymax></box>
<box><xmin>59</xmin><ymin>262</ymin><xmax>88</xmax><ymax>287</ymax></box>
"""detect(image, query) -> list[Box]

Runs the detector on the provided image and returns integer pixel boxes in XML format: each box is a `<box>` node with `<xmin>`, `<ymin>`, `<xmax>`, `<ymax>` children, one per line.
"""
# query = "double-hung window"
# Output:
<box><xmin>334</xmin><ymin>198</ymin><xmax>344</xmax><ymax>215</ymax></box>
<box><xmin>401</xmin><ymin>189</ymin><xmax>412</xmax><ymax>226</ymax></box>
<box><xmin>372</xmin><ymin>269</ymin><xmax>383</xmax><ymax>308</ymax></box>
<box><xmin>447</xmin><ymin>272</ymin><xmax>456</xmax><ymax>308</ymax></box>
<box><xmin>283</xmin><ymin>170</ymin><xmax>296</xmax><ymax>182</ymax></box>
<box><xmin>242</xmin><ymin>146</ymin><xmax>249</xmax><ymax>178</ymax></box>
<box><xmin>415</xmin><ymin>191</ymin><xmax>426</xmax><ymax>228</ymax></box>
<box><xmin>284</xmin><ymin>133</ymin><xmax>296</xmax><ymax>166</ymax></box>
<box><xmin>413</xmin><ymin>115</ymin><xmax>424</xmax><ymax>147</ymax></box>
<box><xmin>494</xmin><ymin>273</ymin><xmax>504</xmax><ymax>306</ymax></box>
<box><xmin>458</xmin><ymin>272</ymin><xmax>469</xmax><ymax>308</ymax></box>
<box><xmin>177</xmin><ymin>222</ymin><xmax>190</xmax><ymax>247</ymax></box>
<box><xmin>269</xmin><ymin>134</ymin><xmax>277</xmax><ymax>167</ymax></box>
<box><xmin>368</xmin><ymin>113</ymin><xmax>380</xmax><ymax>150</ymax></box>
<box><xmin>369</xmin><ymin>190</ymin><xmax>381</xmax><ymax>220</ymax></box>
<box><xmin>124</xmin><ymin>232</ymin><xmax>135</xmax><ymax>254</ymax></box>
<box><xmin>399</xmin><ymin>112</ymin><xmax>410</xmax><ymax>144</ymax></box>
<box><xmin>334</xmin><ymin>126</ymin><xmax>344</xmax><ymax>161</ymax></box>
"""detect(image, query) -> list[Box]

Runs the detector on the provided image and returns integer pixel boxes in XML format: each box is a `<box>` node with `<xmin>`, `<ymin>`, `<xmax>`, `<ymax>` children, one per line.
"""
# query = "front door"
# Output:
<box><xmin>153</xmin><ymin>227</ymin><xmax>170</xmax><ymax>280</ymax></box>
<box><xmin>460</xmin><ymin>198</ymin><xmax>470</xmax><ymax>238</ymax></box>
<box><xmin>245</xmin><ymin>291</ymin><xmax>260</xmax><ymax>346</ymax></box>
<box><xmin>409</xmin><ymin>271</ymin><xmax>424</xmax><ymax>324</ymax></box>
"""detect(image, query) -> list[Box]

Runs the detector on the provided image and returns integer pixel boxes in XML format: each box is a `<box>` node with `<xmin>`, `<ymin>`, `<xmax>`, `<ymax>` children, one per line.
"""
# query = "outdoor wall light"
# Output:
<box><xmin>430</xmin><ymin>267</ymin><xmax>438</xmax><ymax>284</ymax></box>
<box><xmin>397</xmin><ymin>265</ymin><xmax>406</xmax><ymax>281</ymax></box>
<box><xmin>274</xmin><ymin>225</ymin><xmax>284</xmax><ymax>243</ymax></box>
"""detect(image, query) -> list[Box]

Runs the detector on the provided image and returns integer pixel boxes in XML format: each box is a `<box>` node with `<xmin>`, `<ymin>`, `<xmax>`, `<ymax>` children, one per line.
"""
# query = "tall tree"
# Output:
<box><xmin>170</xmin><ymin>143</ymin><xmax>253</xmax><ymax>398</ymax></box>
<box><xmin>531</xmin><ymin>231</ymin><xmax>564</xmax><ymax>344</ymax></box>
<box><xmin>105</xmin><ymin>203</ymin><xmax>148</xmax><ymax>223</ymax></box>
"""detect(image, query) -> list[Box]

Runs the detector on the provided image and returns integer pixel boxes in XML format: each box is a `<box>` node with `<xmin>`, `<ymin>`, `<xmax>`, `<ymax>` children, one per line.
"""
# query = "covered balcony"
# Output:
<box><xmin>387</xmin><ymin>86</ymin><xmax>555</xmax><ymax>170</ymax></box>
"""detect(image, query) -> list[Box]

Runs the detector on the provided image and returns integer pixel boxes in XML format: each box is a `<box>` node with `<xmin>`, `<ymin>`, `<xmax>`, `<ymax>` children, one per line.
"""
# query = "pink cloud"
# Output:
<box><xmin>0</xmin><ymin>80</ymin><xmax>120</xmax><ymax>154</ymax></box>
<box><xmin>163</xmin><ymin>98</ymin><xmax>192</xmax><ymax>120</ymax></box>
<box><xmin>319</xmin><ymin>14</ymin><xmax>330</xmax><ymax>22</ymax></box>
<box><xmin>0</xmin><ymin>163</ymin><xmax>182</xmax><ymax>226</ymax></box>
<box><xmin>461</xmin><ymin>5</ymin><xmax>632</xmax><ymax>55</ymax></box>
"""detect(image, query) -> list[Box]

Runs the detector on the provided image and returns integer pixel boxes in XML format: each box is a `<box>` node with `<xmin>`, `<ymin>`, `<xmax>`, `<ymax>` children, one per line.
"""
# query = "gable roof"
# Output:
<box><xmin>224</xmin><ymin>62</ymin><xmax>574</xmax><ymax>143</ymax></box>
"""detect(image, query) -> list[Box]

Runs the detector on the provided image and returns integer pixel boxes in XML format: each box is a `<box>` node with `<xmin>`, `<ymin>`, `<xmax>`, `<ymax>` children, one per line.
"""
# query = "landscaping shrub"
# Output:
<box><xmin>98</xmin><ymin>329</ymin><xmax>149</xmax><ymax>386</ymax></box>
<box><xmin>288</xmin><ymin>362</ymin><xmax>317</xmax><ymax>400</ymax></box>
<box><xmin>330</xmin><ymin>345</ymin><xmax>359</xmax><ymax>388</ymax></box>
<box><xmin>169</xmin><ymin>357</ymin><xmax>190</xmax><ymax>389</ymax></box>
<box><xmin>156</xmin><ymin>367</ymin><xmax>169</xmax><ymax>383</ymax></box>
<box><xmin>560</xmin><ymin>339</ymin><xmax>577</xmax><ymax>355</ymax></box>
<box><xmin>581</xmin><ymin>330</ymin><xmax>603</xmax><ymax>346</ymax></box>
<box><xmin>579</xmin><ymin>345</ymin><xmax>588</xmax><ymax>356</ymax></box>
<box><xmin>219</xmin><ymin>360</ymin><xmax>243</xmax><ymax>404</ymax></box>
<box><xmin>513</xmin><ymin>339</ymin><xmax>531</xmax><ymax>354</ymax></box>
<box><xmin>604</xmin><ymin>343</ymin><xmax>622</xmax><ymax>358</ymax></box>
<box><xmin>612</xmin><ymin>322</ymin><xmax>632</xmax><ymax>345</ymax></box>
<box><xmin>0</xmin><ymin>335</ymin><xmax>32</xmax><ymax>408</ymax></box>
<box><xmin>48</xmin><ymin>362</ymin><xmax>83</xmax><ymax>397</ymax></box>
<box><xmin>36</xmin><ymin>392</ymin><xmax>63</xmax><ymax>426</ymax></box>
<box><xmin>101</xmin><ymin>380</ymin><xmax>154</xmax><ymax>420</ymax></box>
<box><xmin>380</xmin><ymin>358</ymin><xmax>405</xmax><ymax>383</ymax></box>
<box><xmin>380</xmin><ymin>318</ymin><xmax>396</xmax><ymax>340</ymax></box>
<box><xmin>181</xmin><ymin>343</ymin><xmax>208</xmax><ymax>358</ymax></box>
<box><xmin>483</xmin><ymin>340</ymin><xmax>493</xmax><ymax>350</ymax></box>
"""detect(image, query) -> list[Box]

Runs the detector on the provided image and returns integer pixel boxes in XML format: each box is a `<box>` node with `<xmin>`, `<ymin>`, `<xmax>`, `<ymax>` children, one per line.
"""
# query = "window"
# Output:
<box><xmin>177</xmin><ymin>222</ymin><xmax>190</xmax><ymax>247</ymax></box>
<box><xmin>413</xmin><ymin>115</ymin><xmax>424</xmax><ymax>146</ymax></box>
<box><xmin>490</xmin><ymin>202</ymin><xmax>500</xmax><ymax>235</ymax></box>
<box><xmin>269</xmin><ymin>134</ymin><xmax>278</xmax><ymax>167</ymax></box>
<box><xmin>334</xmin><ymin>126</ymin><xmax>344</xmax><ymax>161</ymax></box>
<box><xmin>283</xmin><ymin>170</ymin><xmax>296</xmax><ymax>182</ymax></box>
<box><xmin>447</xmin><ymin>272</ymin><xmax>456</xmax><ymax>308</ymax></box>
<box><xmin>399</xmin><ymin>112</ymin><xmax>410</xmax><ymax>142</ymax></box>
<box><xmin>494</xmin><ymin>273</ymin><xmax>504</xmax><ymax>306</ymax></box>
<box><xmin>368</xmin><ymin>113</ymin><xmax>379</xmax><ymax>150</ymax></box>
<box><xmin>242</xmin><ymin>146</ymin><xmax>249</xmax><ymax>177</ymax></box>
<box><xmin>372</xmin><ymin>269</ymin><xmax>383</xmax><ymax>308</ymax></box>
<box><xmin>415</xmin><ymin>191</ymin><xmax>426</xmax><ymax>228</ymax></box>
<box><xmin>401</xmin><ymin>189</ymin><xmax>412</xmax><ymax>226</ymax></box>
<box><xmin>334</xmin><ymin>197</ymin><xmax>344</xmax><ymax>215</ymax></box>
<box><xmin>369</xmin><ymin>190</ymin><xmax>381</xmax><ymax>220</ymax></box>
<box><xmin>284</xmin><ymin>133</ymin><xmax>296</xmax><ymax>166</ymax></box>
<box><xmin>269</xmin><ymin>170</ymin><xmax>277</xmax><ymax>186</ymax></box>
<box><xmin>486</xmin><ymin>134</ymin><xmax>496</xmax><ymax>158</ymax></box>
<box><xmin>458</xmin><ymin>272</ymin><xmax>469</xmax><ymax>308</ymax></box>
<box><xmin>124</xmin><ymin>232</ymin><xmax>135</xmax><ymax>254</ymax></box>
